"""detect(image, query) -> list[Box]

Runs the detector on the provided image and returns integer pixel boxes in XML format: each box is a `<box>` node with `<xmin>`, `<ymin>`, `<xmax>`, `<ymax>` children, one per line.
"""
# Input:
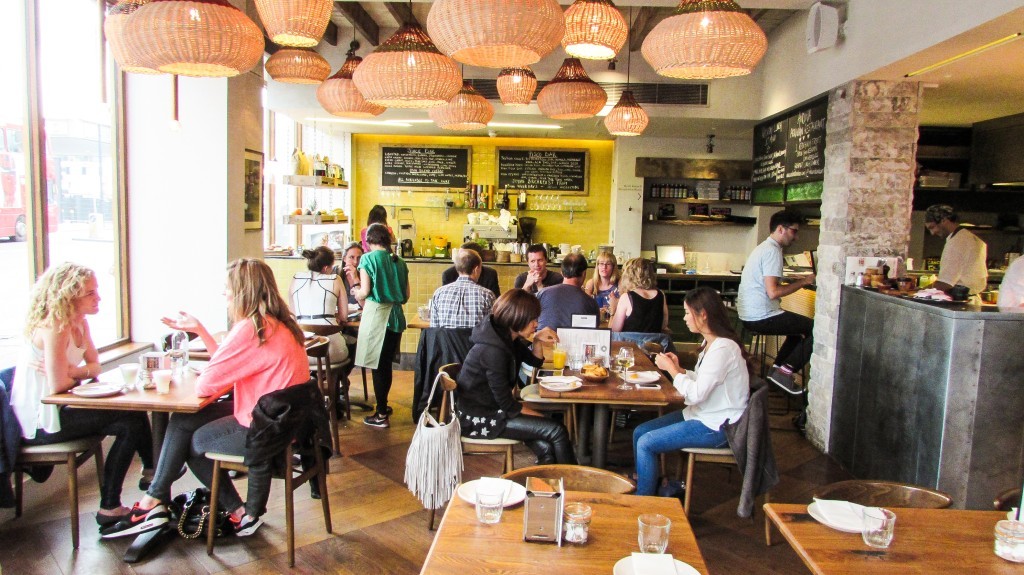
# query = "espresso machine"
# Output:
<box><xmin>518</xmin><ymin>217</ymin><xmax>537</xmax><ymax>244</ymax></box>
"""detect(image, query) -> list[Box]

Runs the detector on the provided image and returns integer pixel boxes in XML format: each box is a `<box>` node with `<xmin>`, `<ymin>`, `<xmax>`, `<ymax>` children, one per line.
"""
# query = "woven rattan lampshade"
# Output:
<box><xmin>429</xmin><ymin>82</ymin><xmax>495</xmax><ymax>131</ymax></box>
<box><xmin>563</xmin><ymin>0</ymin><xmax>628</xmax><ymax>60</ymax></box>
<box><xmin>124</xmin><ymin>0</ymin><xmax>263</xmax><ymax>78</ymax></box>
<box><xmin>254</xmin><ymin>0</ymin><xmax>331</xmax><ymax>48</ymax></box>
<box><xmin>537</xmin><ymin>58</ymin><xmax>607</xmax><ymax>120</ymax></box>
<box><xmin>105</xmin><ymin>0</ymin><xmax>160</xmax><ymax>74</ymax></box>
<box><xmin>352</xmin><ymin>23</ymin><xmax>461</xmax><ymax>108</ymax></box>
<box><xmin>496</xmin><ymin>67</ymin><xmax>537</xmax><ymax>107</ymax></box>
<box><xmin>604</xmin><ymin>90</ymin><xmax>649</xmax><ymax>136</ymax></box>
<box><xmin>641</xmin><ymin>0</ymin><xmax>767</xmax><ymax>79</ymax></box>
<box><xmin>317</xmin><ymin>55</ymin><xmax>386</xmax><ymax>118</ymax></box>
<box><xmin>427</xmin><ymin>0</ymin><xmax>565</xmax><ymax>68</ymax></box>
<box><xmin>265</xmin><ymin>48</ymin><xmax>331</xmax><ymax>84</ymax></box>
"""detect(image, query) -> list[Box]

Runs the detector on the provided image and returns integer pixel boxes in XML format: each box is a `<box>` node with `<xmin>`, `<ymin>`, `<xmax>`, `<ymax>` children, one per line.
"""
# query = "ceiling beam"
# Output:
<box><xmin>385</xmin><ymin>2</ymin><xmax>419</xmax><ymax>28</ymax></box>
<box><xmin>335</xmin><ymin>1</ymin><xmax>381</xmax><ymax>46</ymax></box>
<box><xmin>628</xmin><ymin>7</ymin><xmax>661</xmax><ymax>53</ymax></box>
<box><xmin>323</xmin><ymin>20</ymin><xmax>339</xmax><ymax>46</ymax></box>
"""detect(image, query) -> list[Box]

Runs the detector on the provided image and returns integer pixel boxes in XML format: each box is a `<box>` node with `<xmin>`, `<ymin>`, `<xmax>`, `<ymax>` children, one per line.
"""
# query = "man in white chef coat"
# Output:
<box><xmin>924</xmin><ymin>204</ymin><xmax>988</xmax><ymax>295</ymax></box>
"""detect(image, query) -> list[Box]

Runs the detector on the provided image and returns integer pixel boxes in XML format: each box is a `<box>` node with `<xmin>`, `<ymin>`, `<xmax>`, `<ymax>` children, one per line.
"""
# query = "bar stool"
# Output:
<box><xmin>743</xmin><ymin>328</ymin><xmax>809</xmax><ymax>416</ymax></box>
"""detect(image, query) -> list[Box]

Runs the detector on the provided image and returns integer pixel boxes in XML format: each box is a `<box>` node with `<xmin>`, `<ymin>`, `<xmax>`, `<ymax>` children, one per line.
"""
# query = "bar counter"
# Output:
<box><xmin>831</xmin><ymin>285</ymin><xmax>1024</xmax><ymax>508</ymax></box>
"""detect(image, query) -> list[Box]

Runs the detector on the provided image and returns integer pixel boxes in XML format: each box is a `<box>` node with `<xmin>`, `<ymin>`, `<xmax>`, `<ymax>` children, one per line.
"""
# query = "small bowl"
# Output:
<box><xmin>579</xmin><ymin>365</ymin><xmax>609</xmax><ymax>382</ymax></box>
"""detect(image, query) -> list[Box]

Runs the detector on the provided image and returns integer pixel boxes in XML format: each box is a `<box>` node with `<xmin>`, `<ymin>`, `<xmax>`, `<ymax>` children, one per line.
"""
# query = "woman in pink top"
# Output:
<box><xmin>101</xmin><ymin>259</ymin><xmax>309</xmax><ymax>540</ymax></box>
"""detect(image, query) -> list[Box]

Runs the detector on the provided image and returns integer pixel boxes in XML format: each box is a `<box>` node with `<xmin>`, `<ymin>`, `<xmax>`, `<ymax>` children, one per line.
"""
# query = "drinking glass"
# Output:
<box><xmin>861</xmin><ymin>507</ymin><xmax>896</xmax><ymax>548</ymax></box>
<box><xmin>152</xmin><ymin>369</ymin><xmax>173</xmax><ymax>395</ymax></box>
<box><xmin>995</xmin><ymin>520</ymin><xmax>1024</xmax><ymax>562</ymax></box>
<box><xmin>475</xmin><ymin>483</ymin><xmax>504</xmax><ymax>524</ymax></box>
<box><xmin>563</xmin><ymin>502</ymin><xmax>592</xmax><ymax>544</ymax></box>
<box><xmin>638</xmin><ymin>513</ymin><xmax>671</xmax><ymax>553</ymax></box>
<box><xmin>552</xmin><ymin>346</ymin><xmax>568</xmax><ymax>370</ymax></box>
<box><xmin>616</xmin><ymin>347</ymin><xmax>635</xmax><ymax>390</ymax></box>
<box><xmin>119</xmin><ymin>362</ymin><xmax>140</xmax><ymax>391</ymax></box>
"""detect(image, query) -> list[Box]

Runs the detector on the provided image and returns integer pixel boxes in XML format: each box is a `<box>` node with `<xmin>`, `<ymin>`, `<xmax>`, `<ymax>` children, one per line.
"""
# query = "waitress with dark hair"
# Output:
<box><xmin>456</xmin><ymin>289</ymin><xmax>576</xmax><ymax>465</ymax></box>
<box><xmin>360</xmin><ymin>204</ymin><xmax>392</xmax><ymax>253</ymax></box>
<box><xmin>354</xmin><ymin>223</ymin><xmax>409</xmax><ymax>428</ymax></box>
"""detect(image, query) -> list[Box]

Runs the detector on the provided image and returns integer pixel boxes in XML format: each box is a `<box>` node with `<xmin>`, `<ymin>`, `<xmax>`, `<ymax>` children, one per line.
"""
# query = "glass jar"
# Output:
<box><xmin>168</xmin><ymin>330</ymin><xmax>190</xmax><ymax>382</ymax></box>
<box><xmin>563</xmin><ymin>502</ymin><xmax>592</xmax><ymax>544</ymax></box>
<box><xmin>995</xmin><ymin>520</ymin><xmax>1024</xmax><ymax>562</ymax></box>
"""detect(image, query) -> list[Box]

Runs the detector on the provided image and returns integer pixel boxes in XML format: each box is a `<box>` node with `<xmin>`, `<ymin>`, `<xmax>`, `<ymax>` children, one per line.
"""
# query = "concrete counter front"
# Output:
<box><xmin>831</xmin><ymin>286</ymin><xmax>1024</xmax><ymax>508</ymax></box>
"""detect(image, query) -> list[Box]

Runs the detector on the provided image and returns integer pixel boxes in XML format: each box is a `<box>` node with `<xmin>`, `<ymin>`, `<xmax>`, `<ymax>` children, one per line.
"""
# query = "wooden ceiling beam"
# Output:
<box><xmin>628</xmin><ymin>7</ymin><xmax>660</xmax><ymax>53</ymax></box>
<box><xmin>385</xmin><ymin>2</ymin><xmax>419</xmax><ymax>28</ymax></box>
<box><xmin>335</xmin><ymin>1</ymin><xmax>380</xmax><ymax>46</ymax></box>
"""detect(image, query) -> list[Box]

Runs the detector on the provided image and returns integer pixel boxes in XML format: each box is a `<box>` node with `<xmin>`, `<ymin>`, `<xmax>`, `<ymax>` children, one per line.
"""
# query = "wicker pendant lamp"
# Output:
<box><xmin>254</xmin><ymin>0</ymin><xmax>332</xmax><ymax>48</ymax></box>
<box><xmin>496</xmin><ymin>67</ymin><xmax>537</xmax><ymax>107</ymax></box>
<box><xmin>105</xmin><ymin>0</ymin><xmax>160</xmax><ymax>74</ymax></box>
<box><xmin>537</xmin><ymin>58</ymin><xmax>607</xmax><ymax>120</ymax></box>
<box><xmin>352</xmin><ymin>22</ymin><xmax>461</xmax><ymax>108</ymax></box>
<box><xmin>642</xmin><ymin>0</ymin><xmax>767</xmax><ymax>79</ymax></box>
<box><xmin>266</xmin><ymin>48</ymin><xmax>331</xmax><ymax>84</ymax></box>
<box><xmin>124</xmin><ymin>0</ymin><xmax>264</xmax><ymax>78</ymax></box>
<box><xmin>604</xmin><ymin>7</ymin><xmax>648</xmax><ymax>136</ymax></box>
<box><xmin>429</xmin><ymin>82</ymin><xmax>495</xmax><ymax>131</ymax></box>
<box><xmin>427</xmin><ymin>0</ymin><xmax>565</xmax><ymax>68</ymax></box>
<box><xmin>563</xmin><ymin>0</ymin><xmax>628</xmax><ymax>60</ymax></box>
<box><xmin>317</xmin><ymin>48</ymin><xmax>386</xmax><ymax>118</ymax></box>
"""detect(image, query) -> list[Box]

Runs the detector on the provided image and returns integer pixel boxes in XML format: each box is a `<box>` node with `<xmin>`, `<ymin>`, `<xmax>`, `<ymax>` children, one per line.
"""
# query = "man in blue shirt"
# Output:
<box><xmin>737</xmin><ymin>210</ymin><xmax>816</xmax><ymax>394</ymax></box>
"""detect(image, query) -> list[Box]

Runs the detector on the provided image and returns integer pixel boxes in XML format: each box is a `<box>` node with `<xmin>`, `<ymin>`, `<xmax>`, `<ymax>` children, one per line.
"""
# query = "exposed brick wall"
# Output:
<box><xmin>806</xmin><ymin>81</ymin><xmax>922</xmax><ymax>450</ymax></box>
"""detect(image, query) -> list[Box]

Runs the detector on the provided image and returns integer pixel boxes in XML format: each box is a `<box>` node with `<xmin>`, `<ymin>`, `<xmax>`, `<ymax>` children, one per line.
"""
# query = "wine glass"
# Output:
<box><xmin>616</xmin><ymin>347</ymin><xmax>635</xmax><ymax>390</ymax></box>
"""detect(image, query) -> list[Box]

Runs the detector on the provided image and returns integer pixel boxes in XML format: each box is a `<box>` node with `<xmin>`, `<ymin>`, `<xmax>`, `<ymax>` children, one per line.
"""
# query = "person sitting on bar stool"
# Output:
<box><xmin>736</xmin><ymin>210</ymin><xmax>815</xmax><ymax>394</ymax></box>
<box><xmin>441</xmin><ymin>242</ymin><xmax>501</xmax><ymax>298</ymax></box>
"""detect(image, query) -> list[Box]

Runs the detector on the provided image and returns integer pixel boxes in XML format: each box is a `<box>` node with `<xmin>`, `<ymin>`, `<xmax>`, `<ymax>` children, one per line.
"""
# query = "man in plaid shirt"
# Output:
<box><xmin>429</xmin><ymin>249</ymin><xmax>496</xmax><ymax>328</ymax></box>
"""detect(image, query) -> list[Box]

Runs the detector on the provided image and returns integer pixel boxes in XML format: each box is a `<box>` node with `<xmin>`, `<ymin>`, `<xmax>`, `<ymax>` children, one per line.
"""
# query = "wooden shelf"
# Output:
<box><xmin>283</xmin><ymin>214</ymin><xmax>350</xmax><ymax>225</ymax></box>
<box><xmin>283</xmin><ymin>175</ymin><xmax>349</xmax><ymax>189</ymax></box>
<box><xmin>645</xmin><ymin>219</ymin><xmax>754</xmax><ymax>227</ymax></box>
<box><xmin>644</xmin><ymin>198</ymin><xmax>750</xmax><ymax>205</ymax></box>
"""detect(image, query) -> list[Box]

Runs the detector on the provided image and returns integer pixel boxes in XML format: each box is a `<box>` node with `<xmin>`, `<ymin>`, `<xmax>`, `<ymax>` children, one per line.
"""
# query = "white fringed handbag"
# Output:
<box><xmin>404</xmin><ymin>372</ymin><xmax>463</xmax><ymax>510</ymax></box>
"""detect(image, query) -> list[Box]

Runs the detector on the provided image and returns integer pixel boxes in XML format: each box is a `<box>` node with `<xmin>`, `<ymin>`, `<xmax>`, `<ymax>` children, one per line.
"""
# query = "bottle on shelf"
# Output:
<box><xmin>518</xmin><ymin>189</ymin><xmax>527</xmax><ymax>211</ymax></box>
<box><xmin>501</xmin><ymin>185</ymin><xmax>510</xmax><ymax>210</ymax></box>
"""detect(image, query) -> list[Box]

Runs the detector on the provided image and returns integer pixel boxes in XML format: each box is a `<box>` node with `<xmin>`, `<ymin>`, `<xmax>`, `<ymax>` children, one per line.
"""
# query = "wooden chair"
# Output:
<box><xmin>520</xmin><ymin>382</ymin><xmax>575</xmax><ymax>441</ymax></box>
<box><xmin>680</xmin><ymin>446</ymin><xmax>742</xmax><ymax>516</ymax></box>
<box><xmin>812</xmin><ymin>480</ymin><xmax>953</xmax><ymax>509</ymax></box>
<box><xmin>299</xmin><ymin>323</ymin><xmax>353</xmax><ymax>418</ymax></box>
<box><xmin>502</xmin><ymin>464</ymin><xmax>635</xmax><ymax>494</ymax></box>
<box><xmin>994</xmin><ymin>488</ymin><xmax>1021</xmax><ymax>512</ymax></box>
<box><xmin>300</xmin><ymin>331</ymin><xmax>343</xmax><ymax>455</ymax></box>
<box><xmin>14</xmin><ymin>437</ymin><xmax>105</xmax><ymax>549</ymax></box>
<box><xmin>205</xmin><ymin>430</ymin><xmax>332</xmax><ymax>567</ymax></box>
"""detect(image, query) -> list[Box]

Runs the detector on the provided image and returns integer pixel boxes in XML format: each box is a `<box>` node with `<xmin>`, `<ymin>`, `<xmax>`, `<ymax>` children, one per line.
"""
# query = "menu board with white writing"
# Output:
<box><xmin>380</xmin><ymin>146</ymin><xmax>470</xmax><ymax>189</ymax></box>
<box><xmin>497</xmin><ymin>148</ymin><xmax>589</xmax><ymax>193</ymax></box>
<box><xmin>784</xmin><ymin>99</ymin><xmax>827</xmax><ymax>183</ymax></box>
<box><xmin>752</xmin><ymin>117</ymin><xmax>788</xmax><ymax>186</ymax></box>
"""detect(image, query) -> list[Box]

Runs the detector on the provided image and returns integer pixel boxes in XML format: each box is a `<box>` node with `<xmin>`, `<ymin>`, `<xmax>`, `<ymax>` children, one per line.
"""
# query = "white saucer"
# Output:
<box><xmin>612</xmin><ymin>557</ymin><xmax>700</xmax><ymax>575</ymax></box>
<box><xmin>539</xmin><ymin>379</ymin><xmax>583</xmax><ymax>392</ymax></box>
<box><xmin>625</xmin><ymin>371</ymin><xmax>661</xmax><ymax>384</ymax></box>
<box><xmin>71</xmin><ymin>382</ymin><xmax>124</xmax><ymax>398</ymax></box>
<box><xmin>807</xmin><ymin>500</ymin><xmax>865</xmax><ymax>533</ymax></box>
<box><xmin>456</xmin><ymin>479</ymin><xmax>527</xmax><ymax>507</ymax></box>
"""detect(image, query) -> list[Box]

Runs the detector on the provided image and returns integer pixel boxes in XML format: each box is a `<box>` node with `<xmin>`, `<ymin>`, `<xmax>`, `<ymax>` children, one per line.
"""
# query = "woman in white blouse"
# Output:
<box><xmin>633</xmin><ymin>286</ymin><xmax>750</xmax><ymax>496</ymax></box>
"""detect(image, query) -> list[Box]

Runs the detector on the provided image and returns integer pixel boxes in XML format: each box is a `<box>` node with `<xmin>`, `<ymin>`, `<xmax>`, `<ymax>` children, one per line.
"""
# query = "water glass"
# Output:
<box><xmin>119</xmin><ymin>362</ymin><xmax>139</xmax><ymax>391</ymax></box>
<box><xmin>861</xmin><ymin>507</ymin><xmax>896</xmax><ymax>548</ymax></box>
<box><xmin>638</xmin><ymin>513</ymin><xmax>671</xmax><ymax>553</ymax></box>
<box><xmin>152</xmin><ymin>369</ymin><xmax>173</xmax><ymax>395</ymax></box>
<box><xmin>995</xmin><ymin>520</ymin><xmax>1024</xmax><ymax>562</ymax></box>
<box><xmin>475</xmin><ymin>484</ymin><xmax>504</xmax><ymax>524</ymax></box>
<box><xmin>563</xmin><ymin>502</ymin><xmax>592</xmax><ymax>544</ymax></box>
<box><xmin>568</xmin><ymin>352</ymin><xmax>584</xmax><ymax>371</ymax></box>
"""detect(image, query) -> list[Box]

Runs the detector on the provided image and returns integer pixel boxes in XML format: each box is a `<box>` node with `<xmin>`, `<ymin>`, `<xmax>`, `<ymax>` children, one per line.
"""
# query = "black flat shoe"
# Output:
<box><xmin>27</xmin><ymin>465</ymin><xmax>54</xmax><ymax>483</ymax></box>
<box><xmin>95</xmin><ymin>508</ymin><xmax>131</xmax><ymax>527</ymax></box>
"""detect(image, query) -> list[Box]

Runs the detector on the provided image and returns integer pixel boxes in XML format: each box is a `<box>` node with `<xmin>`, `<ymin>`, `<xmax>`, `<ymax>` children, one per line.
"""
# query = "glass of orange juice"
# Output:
<box><xmin>552</xmin><ymin>346</ymin><xmax>568</xmax><ymax>370</ymax></box>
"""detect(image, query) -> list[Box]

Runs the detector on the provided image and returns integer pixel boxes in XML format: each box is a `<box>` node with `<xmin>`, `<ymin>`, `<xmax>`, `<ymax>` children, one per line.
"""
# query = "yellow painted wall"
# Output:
<box><xmin>351</xmin><ymin>134</ymin><xmax>613</xmax><ymax>252</ymax></box>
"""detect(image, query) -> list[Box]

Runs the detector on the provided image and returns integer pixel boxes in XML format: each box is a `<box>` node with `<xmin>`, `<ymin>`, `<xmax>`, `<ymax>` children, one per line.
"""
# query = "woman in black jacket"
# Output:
<box><xmin>456</xmin><ymin>289</ymin><xmax>576</xmax><ymax>464</ymax></box>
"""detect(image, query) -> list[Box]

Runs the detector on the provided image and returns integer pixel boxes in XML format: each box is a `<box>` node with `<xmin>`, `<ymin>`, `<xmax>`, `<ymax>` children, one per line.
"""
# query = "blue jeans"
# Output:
<box><xmin>632</xmin><ymin>411</ymin><xmax>727</xmax><ymax>496</ymax></box>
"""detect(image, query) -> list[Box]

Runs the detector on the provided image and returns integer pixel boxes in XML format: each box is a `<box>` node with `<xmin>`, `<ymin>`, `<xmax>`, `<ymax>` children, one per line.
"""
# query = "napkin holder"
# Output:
<box><xmin>523</xmin><ymin>476</ymin><xmax>564</xmax><ymax>546</ymax></box>
<box><xmin>139</xmin><ymin>351</ymin><xmax>168</xmax><ymax>387</ymax></box>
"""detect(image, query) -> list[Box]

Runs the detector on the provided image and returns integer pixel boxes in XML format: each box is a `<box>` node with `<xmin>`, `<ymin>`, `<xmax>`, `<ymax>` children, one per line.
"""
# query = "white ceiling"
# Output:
<box><xmin>269</xmin><ymin>1</ymin><xmax>1024</xmax><ymax>140</ymax></box>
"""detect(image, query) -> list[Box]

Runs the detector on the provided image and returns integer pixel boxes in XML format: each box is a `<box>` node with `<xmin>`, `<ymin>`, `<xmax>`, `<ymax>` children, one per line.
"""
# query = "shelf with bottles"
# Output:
<box><xmin>282</xmin><ymin>213</ymin><xmax>349</xmax><ymax>225</ymax></box>
<box><xmin>382</xmin><ymin>191</ymin><xmax>588</xmax><ymax>222</ymax></box>
<box><xmin>282</xmin><ymin>175</ymin><xmax>349</xmax><ymax>189</ymax></box>
<box><xmin>645</xmin><ymin>178</ymin><xmax>753</xmax><ymax>203</ymax></box>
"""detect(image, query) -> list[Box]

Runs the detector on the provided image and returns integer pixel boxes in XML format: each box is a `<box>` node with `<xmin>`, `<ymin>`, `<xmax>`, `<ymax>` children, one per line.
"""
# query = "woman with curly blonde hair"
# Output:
<box><xmin>610</xmin><ymin>257</ymin><xmax>669</xmax><ymax>334</ymax></box>
<box><xmin>12</xmin><ymin>263</ymin><xmax>154</xmax><ymax>528</ymax></box>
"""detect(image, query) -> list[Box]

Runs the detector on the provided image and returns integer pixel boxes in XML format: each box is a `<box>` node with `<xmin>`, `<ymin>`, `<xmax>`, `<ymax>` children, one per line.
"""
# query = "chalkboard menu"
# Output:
<box><xmin>785</xmin><ymin>99</ymin><xmax>827</xmax><ymax>183</ymax></box>
<box><xmin>497</xmin><ymin>148</ymin><xmax>589</xmax><ymax>193</ymax></box>
<box><xmin>752</xmin><ymin>118</ymin><xmax>788</xmax><ymax>186</ymax></box>
<box><xmin>751</xmin><ymin>96</ymin><xmax>827</xmax><ymax>188</ymax></box>
<box><xmin>380</xmin><ymin>146</ymin><xmax>470</xmax><ymax>189</ymax></box>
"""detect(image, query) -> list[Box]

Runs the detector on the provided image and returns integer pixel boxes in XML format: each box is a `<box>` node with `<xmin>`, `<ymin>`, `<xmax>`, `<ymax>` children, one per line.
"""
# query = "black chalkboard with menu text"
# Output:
<box><xmin>497</xmin><ymin>148</ymin><xmax>589</xmax><ymax>193</ymax></box>
<box><xmin>752</xmin><ymin>117</ymin><xmax>788</xmax><ymax>186</ymax></box>
<box><xmin>380</xmin><ymin>145</ymin><xmax>470</xmax><ymax>189</ymax></box>
<box><xmin>784</xmin><ymin>99</ymin><xmax>827</xmax><ymax>183</ymax></box>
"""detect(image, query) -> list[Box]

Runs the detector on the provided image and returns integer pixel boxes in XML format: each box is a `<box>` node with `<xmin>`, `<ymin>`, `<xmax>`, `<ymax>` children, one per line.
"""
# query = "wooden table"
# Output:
<box><xmin>538</xmin><ymin>341</ymin><xmax>682</xmax><ymax>468</ymax></box>
<box><xmin>421</xmin><ymin>490</ymin><xmax>708</xmax><ymax>575</ymax></box>
<box><xmin>764</xmin><ymin>503</ymin><xmax>1017</xmax><ymax>574</ymax></box>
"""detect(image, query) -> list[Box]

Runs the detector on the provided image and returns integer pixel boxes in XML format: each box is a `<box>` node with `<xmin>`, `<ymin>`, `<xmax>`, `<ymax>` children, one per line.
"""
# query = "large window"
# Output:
<box><xmin>0</xmin><ymin>0</ymin><xmax>126</xmax><ymax>367</ymax></box>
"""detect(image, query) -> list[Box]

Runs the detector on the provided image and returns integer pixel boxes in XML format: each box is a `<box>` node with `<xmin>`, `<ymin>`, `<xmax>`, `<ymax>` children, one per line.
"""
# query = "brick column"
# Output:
<box><xmin>806</xmin><ymin>80</ymin><xmax>922</xmax><ymax>450</ymax></box>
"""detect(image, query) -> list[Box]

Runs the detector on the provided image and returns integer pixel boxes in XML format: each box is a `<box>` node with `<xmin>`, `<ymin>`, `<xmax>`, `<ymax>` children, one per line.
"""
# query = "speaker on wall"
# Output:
<box><xmin>806</xmin><ymin>2</ymin><xmax>841</xmax><ymax>54</ymax></box>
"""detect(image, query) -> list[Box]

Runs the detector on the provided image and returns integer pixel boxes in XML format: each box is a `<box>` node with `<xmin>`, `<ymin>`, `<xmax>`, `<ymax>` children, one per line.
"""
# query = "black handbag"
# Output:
<box><xmin>170</xmin><ymin>487</ymin><xmax>234</xmax><ymax>539</ymax></box>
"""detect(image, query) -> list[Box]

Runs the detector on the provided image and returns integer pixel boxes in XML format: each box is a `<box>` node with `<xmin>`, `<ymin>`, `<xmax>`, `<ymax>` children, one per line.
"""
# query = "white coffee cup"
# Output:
<box><xmin>152</xmin><ymin>369</ymin><xmax>173</xmax><ymax>394</ymax></box>
<box><xmin>119</xmin><ymin>363</ymin><xmax>139</xmax><ymax>387</ymax></box>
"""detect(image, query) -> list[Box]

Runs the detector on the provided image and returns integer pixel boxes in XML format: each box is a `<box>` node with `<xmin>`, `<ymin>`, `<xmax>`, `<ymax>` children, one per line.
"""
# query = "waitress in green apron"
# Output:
<box><xmin>354</xmin><ymin>223</ymin><xmax>409</xmax><ymax>428</ymax></box>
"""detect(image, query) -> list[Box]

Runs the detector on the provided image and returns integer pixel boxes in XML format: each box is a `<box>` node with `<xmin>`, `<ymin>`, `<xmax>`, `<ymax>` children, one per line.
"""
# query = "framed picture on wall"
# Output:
<box><xmin>244</xmin><ymin>148</ymin><xmax>264</xmax><ymax>230</ymax></box>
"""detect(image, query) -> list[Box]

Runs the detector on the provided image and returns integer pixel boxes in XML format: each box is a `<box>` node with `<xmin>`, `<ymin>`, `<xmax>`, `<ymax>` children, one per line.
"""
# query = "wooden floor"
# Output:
<box><xmin>0</xmin><ymin>371</ymin><xmax>851</xmax><ymax>574</ymax></box>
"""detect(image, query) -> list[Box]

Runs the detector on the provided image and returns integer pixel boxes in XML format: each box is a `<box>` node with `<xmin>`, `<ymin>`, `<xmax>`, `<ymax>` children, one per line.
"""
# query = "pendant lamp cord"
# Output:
<box><xmin>626</xmin><ymin>6</ymin><xmax>632</xmax><ymax>88</ymax></box>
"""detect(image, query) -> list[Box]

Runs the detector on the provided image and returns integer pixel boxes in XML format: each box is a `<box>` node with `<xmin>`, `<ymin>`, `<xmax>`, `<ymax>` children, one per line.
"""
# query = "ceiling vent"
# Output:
<box><xmin>469</xmin><ymin>80</ymin><xmax>709</xmax><ymax>107</ymax></box>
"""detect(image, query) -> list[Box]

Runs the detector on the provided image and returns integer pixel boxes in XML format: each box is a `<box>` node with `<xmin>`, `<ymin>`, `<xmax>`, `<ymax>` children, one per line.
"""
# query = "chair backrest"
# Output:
<box><xmin>994</xmin><ymin>488</ymin><xmax>1021</xmax><ymax>512</ymax></box>
<box><xmin>812</xmin><ymin>480</ymin><xmax>953</xmax><ymax>509</ymax></box>
<box><xmin>299</xmin><ymin>323</ymin><xmax>344</xmax><ymax>338</ymax></box>
<box><xmin>436</xmin><ymin>363</ymin><xmax>460</xmax><ymax>424</ymax></box>
<box><xmin>304</xmin><ymin>336</ymin><xmax>331</xmax><ymax>359</ymax></box>
<box><xmin>501</xmin><ymin>464</ymin><xmax>636</xmax><ymax>494</ymax></box>
<box><xmin>162</xmin><ymin>331</ymin><xmax>198</xmax><ymax>351</ymax></box>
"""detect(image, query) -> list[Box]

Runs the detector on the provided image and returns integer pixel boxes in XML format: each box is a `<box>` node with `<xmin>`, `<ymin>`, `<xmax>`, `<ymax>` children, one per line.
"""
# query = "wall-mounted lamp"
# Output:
<box><xmin>706</xmin><ymin>134</ymin><xmax>715</xmax><ymax>154</ymax></box>
<box><xmin>607</xmin><ymin>58</ymin><xmax>617</xmax><ymax>71</ymax></box>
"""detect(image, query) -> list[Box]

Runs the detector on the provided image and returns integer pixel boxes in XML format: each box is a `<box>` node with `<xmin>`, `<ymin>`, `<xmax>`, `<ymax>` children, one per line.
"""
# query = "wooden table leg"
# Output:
<box><xmin>592</xmin><ymin>404</ymin><xmax>610</xmax><ymax>469</ymax></box>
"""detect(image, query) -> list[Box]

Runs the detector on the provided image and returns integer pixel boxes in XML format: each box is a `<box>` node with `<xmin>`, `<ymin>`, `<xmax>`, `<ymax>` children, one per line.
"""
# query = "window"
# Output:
<box><xmin>0</xmin><ymin>0</ymin><xmax>127</xmax><ymax>367</ymax></box>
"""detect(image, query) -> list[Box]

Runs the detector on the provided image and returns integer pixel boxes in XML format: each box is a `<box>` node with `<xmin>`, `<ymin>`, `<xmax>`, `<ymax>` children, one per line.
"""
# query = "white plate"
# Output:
<box><xmin>539</xmin><ymin>379</ymin><xmax>583</xmax><ymax>392</ymax></box>
<box><xmin>456</xmin><ymin>479</ymin><xmax>527</xmax><ymax>507</ymax></box>
<box><xmin>625</xmin><ymin>371</ymin><xmax>661</xmax><ymax>384</ymax></box>
<box><xmin>71</xmin><ymin>382</ymin><xmax>124</xmax><ymax>398</ymax></box>
<box><xmin>807</xmin><ymin>501</ymin><xmax>865</xmax><ymax>533</ymax></box>
<box><xmin>612</xmin><ymin>557</ymin><xmax>701</xmax><ymax>575</ymax></box>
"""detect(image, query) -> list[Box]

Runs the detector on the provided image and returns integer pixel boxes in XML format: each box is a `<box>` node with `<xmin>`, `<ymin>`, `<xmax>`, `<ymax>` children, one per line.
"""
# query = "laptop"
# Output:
<box><xmin>655</xmin><ymin>245</ymin><xmax>685</xmax><ymax>272</ymax></box>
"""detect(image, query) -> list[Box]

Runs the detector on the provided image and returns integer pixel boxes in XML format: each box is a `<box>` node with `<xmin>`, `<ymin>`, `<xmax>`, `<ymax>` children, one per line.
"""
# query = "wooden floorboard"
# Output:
<box><xmin>0</xmin><ymin>370</ymin><xmax>849</xmax><ymax>574</ymax></box>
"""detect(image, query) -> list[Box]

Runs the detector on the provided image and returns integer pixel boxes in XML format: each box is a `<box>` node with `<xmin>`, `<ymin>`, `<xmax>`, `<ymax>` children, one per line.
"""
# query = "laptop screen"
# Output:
<box><xmin>655</xmin><ymin>245</ymin><xmax>685</xmax><ymax>267</ymax></box>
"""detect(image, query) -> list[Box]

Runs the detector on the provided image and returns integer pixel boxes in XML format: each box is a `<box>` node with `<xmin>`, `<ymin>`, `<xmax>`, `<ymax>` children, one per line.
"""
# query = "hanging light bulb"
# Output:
<box><xmin>427</xmin><ymin>0</ymin><xmax>565</xmax><ymax>68</ymax></box>
<box><xmin>265</xmin><ymin>48</ymin><xmax>332</xmax><ymax>84</ymax></box>
<box><xmin>537</xmin><ymin>58</ymin><xmax>607</xmax><ymax>120</ymax></box>
<box><xmin>254</xmin><ymin>0</ymin><xmax>332</xmax><ymax>48</ymax></box>
<box><xmin>562</xmin><ymin>0</ymin><xmax>628</xmax><ymax>60</ymax></box>
<box><xmin>642</xmin><ymin>0</ymin><xmax>768</xmax><ymax>79</ymax></box>
<box><xmin>604</xmin><ymin>6</ymin><xmax>648</xmax><ymax>136</ymax></box>
<box><xmin>496</xmin><ymin>67</ymin><xmax>537</xmax><ymax>107</ymax></box>
<box><xmin>352</xmin><ymin>22</ymin><xmax>461</xmax><ymax>108</ymax></box>
<box><xmin>429</xmin><ymin>82</ymin><xmax>495</xmax><ymax>131</ymax></box>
